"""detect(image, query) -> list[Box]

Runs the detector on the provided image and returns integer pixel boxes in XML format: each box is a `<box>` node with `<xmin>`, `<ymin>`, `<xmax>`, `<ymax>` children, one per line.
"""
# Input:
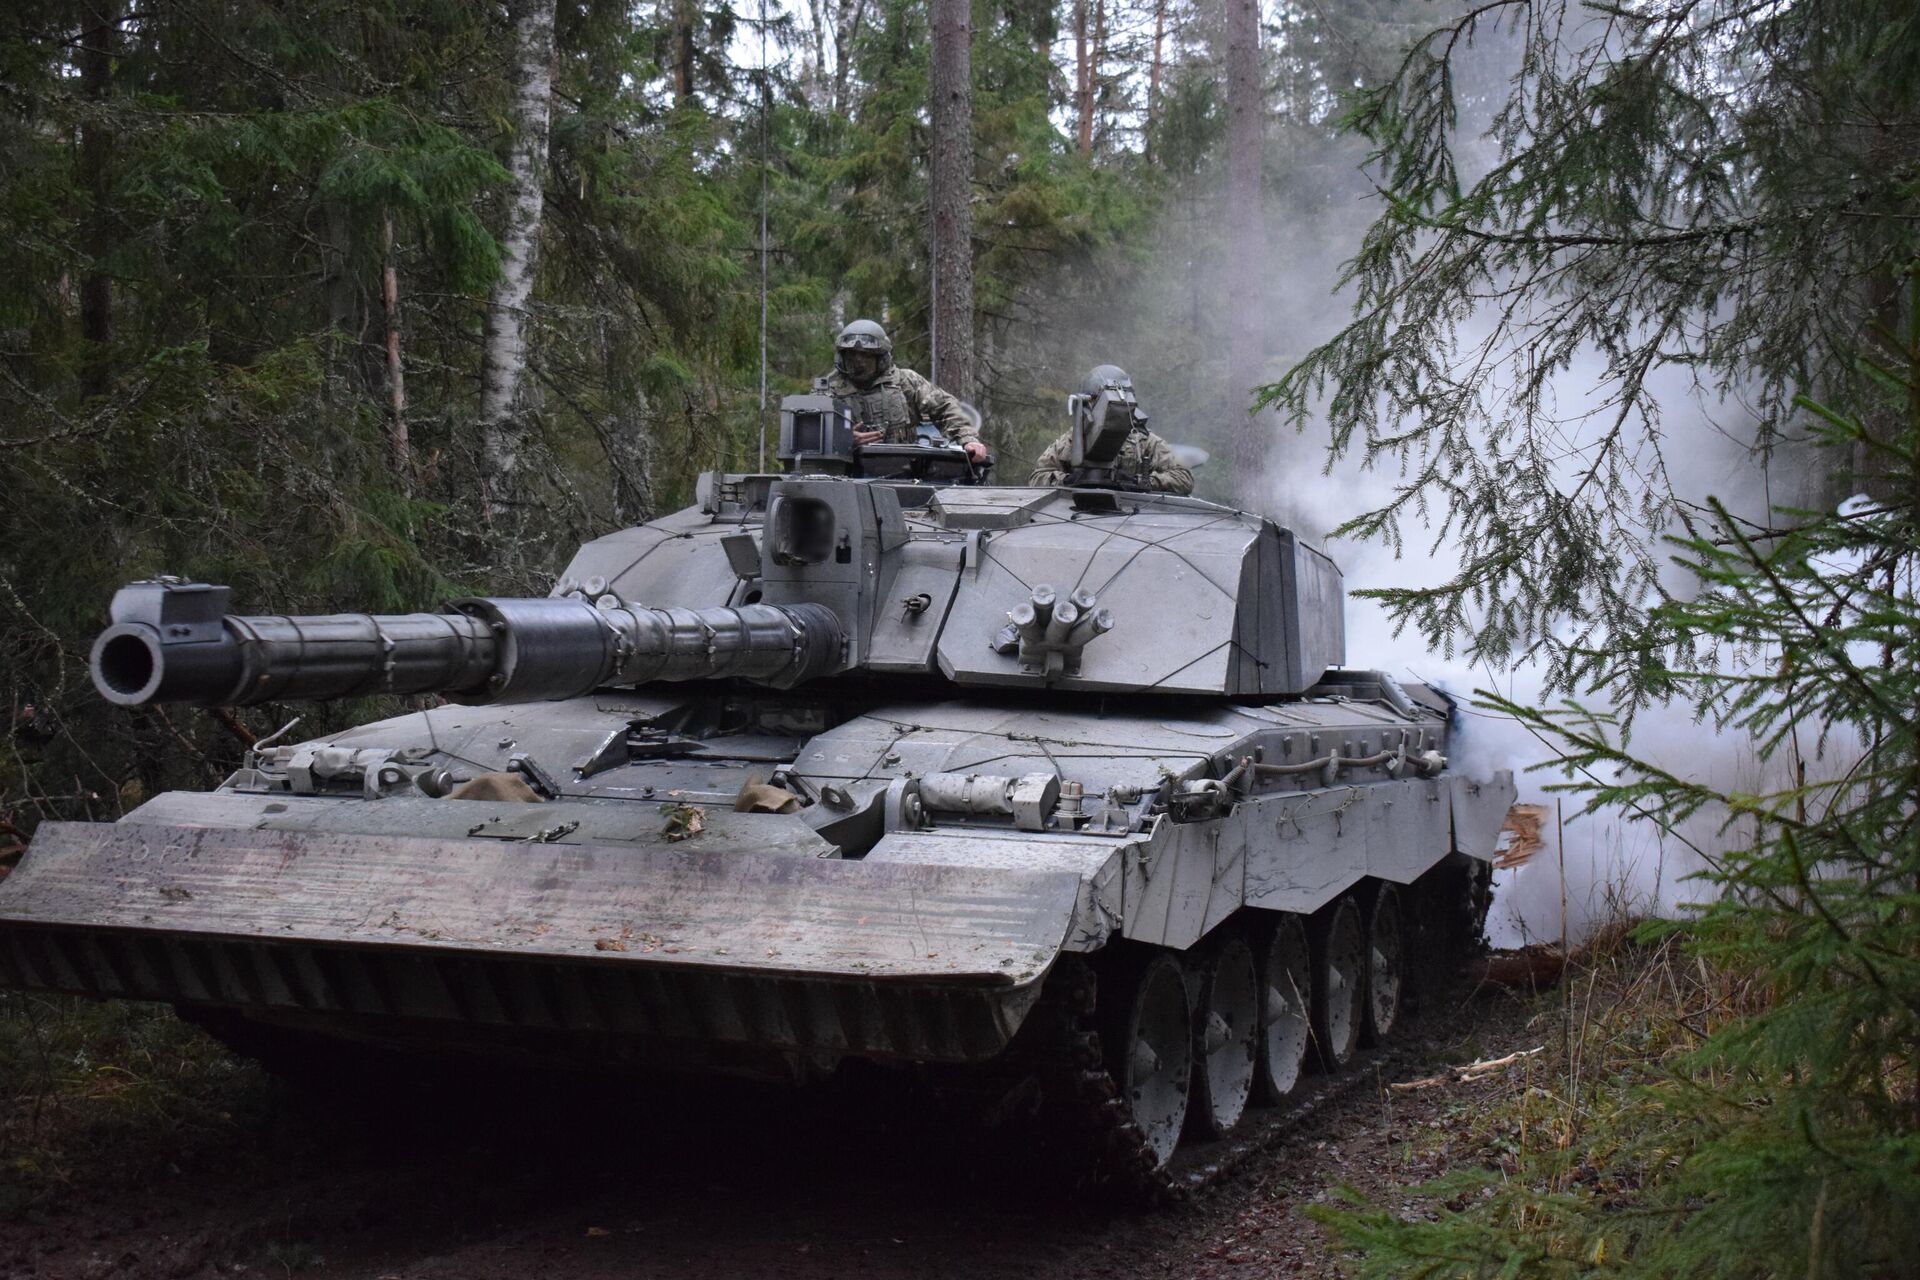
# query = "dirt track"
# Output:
<box><xmin>0</xmin><ymin>984</ymin><xmax>1547</xmax><ymax>1280</ymax></box>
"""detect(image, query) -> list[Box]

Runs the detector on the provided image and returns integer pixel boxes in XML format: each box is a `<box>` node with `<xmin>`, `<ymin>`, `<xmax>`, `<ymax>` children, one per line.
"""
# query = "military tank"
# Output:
<box><xmin>0</xmin><ymin>387</ymin><xmax>1512</xmax><ymax>1187</ymax></box>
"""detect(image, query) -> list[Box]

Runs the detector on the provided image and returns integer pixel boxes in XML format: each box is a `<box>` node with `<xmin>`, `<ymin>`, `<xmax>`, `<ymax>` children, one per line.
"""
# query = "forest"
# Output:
<box><xmin>2</xmin><ymin>0</ymin><xmax>1435</xmax><ymax>798</ymax></box>
<box><xmin>3</xmin><ymin>0</ymin><xmax>1919</xmax><ymax>1276</ymax></box>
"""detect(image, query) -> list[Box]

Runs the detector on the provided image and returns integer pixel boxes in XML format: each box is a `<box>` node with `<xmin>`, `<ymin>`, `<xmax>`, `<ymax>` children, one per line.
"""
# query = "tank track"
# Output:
<box><xmin>973</xmin><ymin>952</ymin><xmax>1419</xmax><ymax>1204</ymax></box>
<box><xmin>975</xmin><ymin>861</ymin><xmax>1495</xmax><ymax>1203</ymax></box>
<box><xmin>997</xmin><ymin>953</ymin><xmax>1170</xmax><ymax>1200</ymax></box>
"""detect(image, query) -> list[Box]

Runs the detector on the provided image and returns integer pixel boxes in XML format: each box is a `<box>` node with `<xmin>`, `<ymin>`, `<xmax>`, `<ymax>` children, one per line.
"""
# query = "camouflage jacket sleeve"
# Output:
<box><xmin>1140</xmin><ymin>432</ymin><xmax>1195</xmax><ymax>495</ymax></box>
<box><xmin>1028</xmin><ymin>432</ymin><xmax>1072</xmax><ymax>485</ymax></box>
<box><xmin>897</xmin><ymin>368</ymin><xmax>980</xmax><ymax>447</ymax></box>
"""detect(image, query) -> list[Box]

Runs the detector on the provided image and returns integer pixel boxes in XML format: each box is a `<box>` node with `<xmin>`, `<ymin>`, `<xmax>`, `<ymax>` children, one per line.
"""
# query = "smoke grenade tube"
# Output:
<box><xmin>90</xmin><ymin>581</ymin><xmax>846</xmax><ymax>708</ymax></box>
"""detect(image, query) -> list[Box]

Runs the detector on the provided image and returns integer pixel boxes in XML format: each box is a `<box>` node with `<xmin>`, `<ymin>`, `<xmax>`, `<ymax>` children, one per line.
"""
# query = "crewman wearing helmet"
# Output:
<box><xmin>1028</xmin><ymin>365</ymin><xmax>1194</xmax><ymax>494</ymax></box>
<box><xmin>813</xmin><ymin>320</ymin><xmax>987</xmax><ymax>461</ymax></box>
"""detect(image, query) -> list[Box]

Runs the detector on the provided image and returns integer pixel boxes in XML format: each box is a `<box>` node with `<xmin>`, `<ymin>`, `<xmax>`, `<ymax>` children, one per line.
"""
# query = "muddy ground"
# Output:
<box><xmin>0</xmin><ymin>983</ymin><xmax>1551</xmax><ymax>1280</ymax></box>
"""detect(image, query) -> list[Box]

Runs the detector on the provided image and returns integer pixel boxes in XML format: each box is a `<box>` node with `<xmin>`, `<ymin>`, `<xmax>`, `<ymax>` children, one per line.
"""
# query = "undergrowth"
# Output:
<box><xmin>1318</xmin><ymin>926</ymin><xmax>1792</xmax><ymax>1275</ymax></box>
<box><xmin>0</xmin><ymin>994</ymin><xmax>264</xmax><ymax>1221</ymax></box>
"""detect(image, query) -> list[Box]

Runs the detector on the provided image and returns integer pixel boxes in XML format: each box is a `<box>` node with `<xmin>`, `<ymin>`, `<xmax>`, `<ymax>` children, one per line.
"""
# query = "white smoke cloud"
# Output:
<box><xmin>1292</xmin><ymin>357</ymin><xmax>1815</xmax><ymax>946</ymax></box>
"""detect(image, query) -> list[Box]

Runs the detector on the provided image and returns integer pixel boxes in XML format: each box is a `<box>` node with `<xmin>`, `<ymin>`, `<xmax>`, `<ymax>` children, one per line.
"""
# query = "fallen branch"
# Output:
<box><xmin>1460</xmin><ymin>1046</ymin><xmax>1544</xmax><ymax>1078</ymax></box>
<box><xmin>1389</xmin><ymin>1073</ymin><xmax>1452</xmax><ymax>1092</ymax></box>
<box><xmin>1390</xmin><ymin>1046</ymin><xmax>1544</xmax><ymax>1092</ymax></box>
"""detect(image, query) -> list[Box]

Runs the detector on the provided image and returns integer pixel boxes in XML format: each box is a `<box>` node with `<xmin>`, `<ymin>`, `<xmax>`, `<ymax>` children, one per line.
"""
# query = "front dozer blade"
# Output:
<box><xmin>0</xmin><ymin>822</ymin><xmax>1081</xmax><ymax>1066</ymax></box>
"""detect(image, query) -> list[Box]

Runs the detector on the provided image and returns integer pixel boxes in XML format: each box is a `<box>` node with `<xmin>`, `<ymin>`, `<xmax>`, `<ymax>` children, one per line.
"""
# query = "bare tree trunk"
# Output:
<box><xmin>1225</xmin><ymin>0</ymin><xmax>1267</xmax><ymax>510</ymax></box>
<box><xmin>1850</xmin><ymin>265</ymin><xmax>1904</xmax><ymax>504</ymax></box>
<box><xmin>321</xmin><ymin>204</ymin><xmax>385</xmax><ymax>394</ymax></box>
<box><xmin>806</xmin><ymin>0</ymin><xmax>828</xmax><ymax>105</ymax></box>
<box><xmin>480</xmin><ymin>0</ymin><xmax>556</xmax><ymax>510</ymax></box>
<box><xmin>1148</xmin><ymin>0</ymin><xmax>1166</xmax><ymax>152</ymax></box>
<box><xmin>1073</xmin><ymin>0</ymin><xmax>1092</xmax><ymax>155</ymax></box>
<box><xmin>322</xmin><ymin>205</ymin><xmax>357</xmax><ymax>340</ymax></box>
<box><xmin>1091</xmin><ymin>0</ymin><xmax>1107</xmax><ymax>150</ymax></box>
<box><xmin>671</xmin><ymin>0</ymin><xmax>695</xmax><ymax>104</ymax></box>
<box><xmin>380</xmin><ymin>212</ymin><xmax>410</xmax><ymax>489</ymax></box>
<box><xmin>78</xmin><ymin>0</ymin><xmax>120</xmax><ymax>399</ymax></box>
<box><xmin>831</xmin><ymin>0</ymin><xmax>867</xmax><ymax>115</ymax></box>
<box><xmin>930</xmin><ymin>0</ymin><xmax>974</xmax><ymax>399</ymax></box>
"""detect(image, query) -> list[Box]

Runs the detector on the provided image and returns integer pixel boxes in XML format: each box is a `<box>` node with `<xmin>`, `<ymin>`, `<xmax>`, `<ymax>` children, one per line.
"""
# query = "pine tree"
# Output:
<box><xmin>1261</xmin><ymin>0</ymin><xmax>1920</xmax><ymax>691</ymax></box>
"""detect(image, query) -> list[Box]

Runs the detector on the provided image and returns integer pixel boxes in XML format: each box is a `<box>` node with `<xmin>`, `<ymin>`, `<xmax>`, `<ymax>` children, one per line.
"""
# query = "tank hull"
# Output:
<box><xmin>0</xmin><ymin>691</ymin><xmax>1512</xmax><ymax>1074</ymax></box>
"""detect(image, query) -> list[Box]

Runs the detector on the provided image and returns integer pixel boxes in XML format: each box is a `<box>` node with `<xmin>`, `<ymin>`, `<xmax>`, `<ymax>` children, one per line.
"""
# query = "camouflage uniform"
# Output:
<box><xmin>1028</xmin><ymin>426</ymin><xmax>1195</xmax><ymax>495</ymax></box>
<box><xmin>814</xmin><ymin>367</ymin><xmax>981</xmax><ymax>449</ymax></box>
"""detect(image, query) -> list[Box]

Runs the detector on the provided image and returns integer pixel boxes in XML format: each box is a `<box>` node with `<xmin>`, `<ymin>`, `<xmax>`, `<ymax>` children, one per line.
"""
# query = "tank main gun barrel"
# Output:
<box><xmin>89</xmin><ymin>580</ymin><xmax>846</xmax><ymax>709</ymax></box>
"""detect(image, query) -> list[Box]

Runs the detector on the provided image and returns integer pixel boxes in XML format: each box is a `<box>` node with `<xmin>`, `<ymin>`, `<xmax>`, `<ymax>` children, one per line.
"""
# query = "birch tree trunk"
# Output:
<box><xmin>930</xmin><ymin>0</ymin><xmax>974</xmax><ymax>400</ymax></box>
<box><xmin>806</xmin><ymin>0</ymin><xmax>828</xmax><ymax>106</ymax></box>
<box><xmin>1224</xmin><ymin>0</ymin><xmax>1268</xmax><ymax>510</ymax></box>
<box><xmin>831</xmin><ymin>0</ymin><xmax>867</xmax><ymax>115</ymax></box>
<box><xmin>380</xmin><ymin>212</ymin><xmax>410</xmax><ymax>490</ymax></box>
<box><xmin>480</xmin><ymin>0</ymin><xmax>556</xmax><ymax>510</ymax></box>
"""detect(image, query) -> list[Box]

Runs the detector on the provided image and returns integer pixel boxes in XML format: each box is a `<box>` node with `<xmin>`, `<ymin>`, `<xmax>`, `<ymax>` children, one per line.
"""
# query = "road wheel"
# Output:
<box><xmin>1189</xmin><ymin>934</ymin><xmax>1259</xmax><ymax>1138</ymax></box>
<box><xmin>1311</xmin><ymin>895</ymin><xmax>1366</xmax><ymax>1070</ymax></box>
<box><xmin>1364</xmin><ymin>883</ymin><xmax>1406</xmax><ymax>1045</ymax></box>
<box><xmin>1258</xmin><ymin>914</ymin><xmax>1312</xmax><ymax>1102</ymax></box>
<box><xmin>1102</xmin><ymin>952</ymin><xmax>1193</xmax><ymax>1168</ymax></box>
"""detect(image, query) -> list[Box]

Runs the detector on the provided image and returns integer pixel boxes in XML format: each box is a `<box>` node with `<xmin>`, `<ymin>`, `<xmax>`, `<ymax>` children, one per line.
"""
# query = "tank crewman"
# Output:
<box><xmin>814</xmin><ymin>320</ymin><xmax>988</xmax><ymax>461</ymax></box>
<box><xmin>1028</xmin><ymin>365</ymin><xmax>1195</xmax><ymax>495</ymax></box>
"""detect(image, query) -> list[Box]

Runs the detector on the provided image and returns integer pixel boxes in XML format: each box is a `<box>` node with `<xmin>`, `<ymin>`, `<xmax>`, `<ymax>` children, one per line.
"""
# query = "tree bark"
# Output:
<box><xmin>78</xmin><ymin>0</ymin><xmax>120</xmax><ymax>399</ymax></box>
<box><xmin>322</xmin><ymin>205</ymin><xmax>358</xmax><ymax>341</ymax></box>
<box><xmin>1225</xmin><ymin>0</ymin><xmax>1267</xmax><ymax>510</ymax></box>
<box><xmin>1148</xmin><ymin>0</ymin><xmax>1166</xmax><ymax>152</ymax></box>
<box><xmin>831</xmin><ymin>0</ymin><xmax>867</xmax><ymax>115</ymax></box>
<box><xmin>671</xmin><ymin>0</ymin><xmax>695</xmax><ymax>104</ymax></box>
<box><xmin>1091</xmin><ymin>0</ymin><xmax>1106</xmax><ymax>150</ymax></box>
<box><xmin>805</xmin><ymin>0</ymin><xmax>828</xmax><ymax>105</ymax></box>
<box><xmin>930</xmin><ymin>0</ymin><xmax>974</xmax><ymax>400</ymax></box>
<box><xmin>380</xmin><ymin>212</ymin><xmax>410</xmax><ymax>489</ymax></box>
<box><xmin>480</xmin><ymin>0</ymin><xmax>557</xmax><ymax>510</ymax></box>
<box><xmin>1072</xmin><ymin>0</ymin><xmax>1092</xmax><ymax>155</ymax></box>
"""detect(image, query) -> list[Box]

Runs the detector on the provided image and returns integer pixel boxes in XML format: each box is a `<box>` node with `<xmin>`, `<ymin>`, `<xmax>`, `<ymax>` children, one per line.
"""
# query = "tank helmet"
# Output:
<box><xmin>1080</xmin><ymin>364</ymin><xmax>1132</xmax><ymax>398</ymax></box>
<box><xmin>1078</xmin><ymin>364</ymin><xmax>1146</xmax><ymax>426</ymax></box>
<box><xmin>835</xmin><ymin>319</ymin><xmax>893</xmax><ymax>384</ymax></box>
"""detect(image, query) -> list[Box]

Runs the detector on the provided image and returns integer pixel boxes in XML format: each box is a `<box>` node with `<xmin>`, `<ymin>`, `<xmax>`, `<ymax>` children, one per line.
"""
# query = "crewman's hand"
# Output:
<box><xmin>964</xmin><ymin>440</ymin><xmax>988</xmax><ymax>462</ymax></box>
<box><xmin>853</xmin><ymin>428</ymin><xmax>884</xmax><ymax>446</ymax></box>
